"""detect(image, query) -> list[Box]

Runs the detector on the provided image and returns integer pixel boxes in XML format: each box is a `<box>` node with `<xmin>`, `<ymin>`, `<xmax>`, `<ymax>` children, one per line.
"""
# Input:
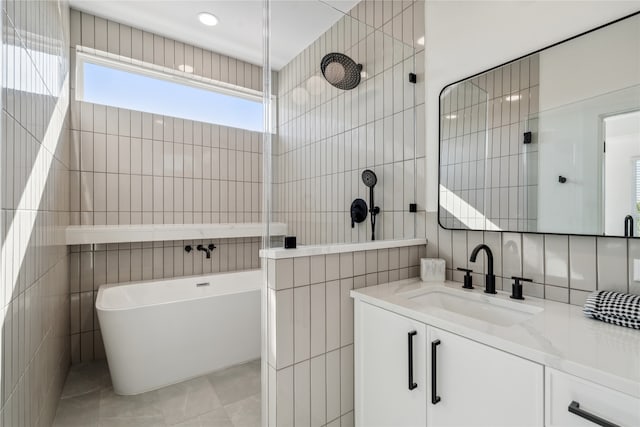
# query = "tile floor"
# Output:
<box><xmin>53</xmin><ymin>360</ymin><xmax>261</xmax><ymax>426</ymax></box>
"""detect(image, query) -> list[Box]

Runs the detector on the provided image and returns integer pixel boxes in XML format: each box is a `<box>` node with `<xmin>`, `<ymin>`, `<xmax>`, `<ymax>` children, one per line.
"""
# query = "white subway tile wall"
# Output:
<box><xmin>274</xmin><ymin>0</ymin><xmax>426</xmax><ymax>245</ymax></box>
<box><xmin>439</xmin><ymin>55</ymin><xmax>539</xmax><ymax>232</ymax></box>
<box><xmin>266</xmin><ymin>244</ymin><xmax>425</xmax><ymax>427</ymax></box>
<box><xmin>427</xmin><ymin>212</ymin><xmax>637</xmax><ymax>304</ymax></box>
<box><xmin>1</xmin><ymin>1</ymin><xmax>71</xmax><ymax>425</ymax></box>
<box><xmin>68</xmin><ymin>10</ymin><xmax>265</xmax><ymax>362</ymax></box>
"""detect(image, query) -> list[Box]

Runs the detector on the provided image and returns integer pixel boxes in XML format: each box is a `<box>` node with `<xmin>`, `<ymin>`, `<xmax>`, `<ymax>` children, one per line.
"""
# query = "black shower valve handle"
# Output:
<box><xmin>350</xmin><ymin>198</ymin><xmax>368</xmax><ymax>229</ymax></box>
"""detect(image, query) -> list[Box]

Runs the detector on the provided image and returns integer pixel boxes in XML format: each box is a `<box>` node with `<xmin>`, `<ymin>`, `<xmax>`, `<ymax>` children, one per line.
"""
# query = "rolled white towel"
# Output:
<box><xmin>583</xmin><ymin>290</ymin><xmax>640</xmax><ymax>330</ymax></box>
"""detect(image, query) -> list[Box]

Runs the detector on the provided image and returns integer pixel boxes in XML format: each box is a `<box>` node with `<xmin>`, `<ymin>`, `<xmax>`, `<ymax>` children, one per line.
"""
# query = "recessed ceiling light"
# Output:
<box><xmin>445</xmin><ymin>114</ymin><xmax>457</xmax><ymax>120</ymax></box>
<box><xmin>198</xmin><ymin>12</ymin><xmax>218</xmax><ymax>26</ymax></box>
<box><xmin>505</xmin><ymin>94</ymin><xmax>521</xmax><ymax>102</ymax></box>
<box><xmin>178</xmin><ymin>64</ymin><xmax>194</xmax><ymax>73</ymax></box>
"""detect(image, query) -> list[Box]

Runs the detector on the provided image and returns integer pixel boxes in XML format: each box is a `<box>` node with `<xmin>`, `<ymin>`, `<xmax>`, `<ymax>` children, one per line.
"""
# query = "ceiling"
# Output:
<box><xmin>69</xmin><ymin>0</ymin><xmax>360</xmax><ymax>70</ymax></box>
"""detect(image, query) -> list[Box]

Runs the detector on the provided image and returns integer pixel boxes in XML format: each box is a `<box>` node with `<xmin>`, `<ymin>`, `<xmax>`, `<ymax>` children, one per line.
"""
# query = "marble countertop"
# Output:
<box><xmin>351</xmin><ymin>278</ymin><xmax>640</xmax><ymax>399</ymax></box>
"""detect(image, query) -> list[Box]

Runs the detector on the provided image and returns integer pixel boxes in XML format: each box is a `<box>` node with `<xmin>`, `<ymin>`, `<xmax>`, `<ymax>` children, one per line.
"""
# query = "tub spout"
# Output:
<box><xmin>197</xmin><ymin>244</ymin><xmax>216</xmax><ymax>259</ymax></box>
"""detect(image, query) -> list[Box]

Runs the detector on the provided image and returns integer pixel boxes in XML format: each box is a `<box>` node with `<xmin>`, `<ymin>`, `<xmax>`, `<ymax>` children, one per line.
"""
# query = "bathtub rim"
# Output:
<box><xmin>96</xmin><ymin>268</ymin><xmax>262</xmax><ymax>312</ymax></box>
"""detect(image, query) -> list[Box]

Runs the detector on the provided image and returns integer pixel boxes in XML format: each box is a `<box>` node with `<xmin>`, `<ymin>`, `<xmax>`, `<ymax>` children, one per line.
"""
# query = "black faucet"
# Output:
<box><xmin>469</xmin><ymin>244</ymin><xmax>496</xmax><ymax>294</ymax></box>
<box><xmin>197</xmin><ymin>244</ymin><xmax>216</xmax><ymax>259</ymax></box>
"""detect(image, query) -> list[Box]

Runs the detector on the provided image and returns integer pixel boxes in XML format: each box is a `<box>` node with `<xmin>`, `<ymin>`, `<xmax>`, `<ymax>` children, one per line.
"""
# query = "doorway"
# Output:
<box><xmin>603</xmin><ymin>110</ymin><xmax>640</xmax><ymax>236</ymax></box>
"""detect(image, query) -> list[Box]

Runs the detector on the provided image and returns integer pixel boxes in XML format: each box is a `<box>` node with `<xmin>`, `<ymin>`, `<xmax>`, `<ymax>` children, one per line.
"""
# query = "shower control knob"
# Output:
<box><xmin>350</xmin><ymin>199</ymin><xmax>368</xmax><ymax>228</ymax></box>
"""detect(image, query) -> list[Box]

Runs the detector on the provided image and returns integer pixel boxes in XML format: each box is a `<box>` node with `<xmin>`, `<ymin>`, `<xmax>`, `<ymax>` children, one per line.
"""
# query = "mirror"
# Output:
<box><xmin>438</xmin><ymin>11</ymin><xmax>640</xmax><ymax>237</ymax></box>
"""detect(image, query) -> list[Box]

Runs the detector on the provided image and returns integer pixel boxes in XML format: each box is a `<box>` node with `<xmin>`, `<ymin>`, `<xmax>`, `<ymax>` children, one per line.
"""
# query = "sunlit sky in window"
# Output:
<box><xmin>83</xmin><ymin>62</ymin><xmax>264</xmax><ymax>132</ymax></box>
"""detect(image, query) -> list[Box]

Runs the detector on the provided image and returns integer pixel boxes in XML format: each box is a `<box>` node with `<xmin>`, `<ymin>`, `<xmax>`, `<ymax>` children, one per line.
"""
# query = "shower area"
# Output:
<box><xmin>34</xmin><ymin>0</ymin><xmax>427</xmax><ymax>426</ymax></box>
<box><xmin>268</xmin><ymin>5</ymin><xmax>424</xmax><ymax>246</ymax></box>
<box><xmin>261</xmin><ymin>2</ymin><xmax>426</xmax><ymax>427</ymax></box>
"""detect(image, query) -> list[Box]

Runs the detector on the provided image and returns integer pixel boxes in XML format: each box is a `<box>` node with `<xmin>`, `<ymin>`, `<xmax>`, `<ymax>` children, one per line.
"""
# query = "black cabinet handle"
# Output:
<box><xmin>407</xmin><ymin>331</ymin><xmax>417</xmax><ymax>390</ymax></box>
<box><xmin>431</xmin><ymin>339</ymin><xmax>441</xmax><ymax>404</ymax></box>
<box><xmin>568</xmin><ymin>401</ymin><xmax>620</xmax><ymax>427</ymax></box>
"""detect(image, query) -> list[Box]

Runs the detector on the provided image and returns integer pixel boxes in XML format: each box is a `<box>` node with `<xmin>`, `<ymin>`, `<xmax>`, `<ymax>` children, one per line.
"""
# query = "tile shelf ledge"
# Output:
<box><xmin>260</xmin><ymin>238</ymin><xmax>427</xmax><ymax>259</ymax></box>
<box><xmin>65</xmin><ymin>223</ymin><xmax>287</xmax><ymax>245</ymax></box>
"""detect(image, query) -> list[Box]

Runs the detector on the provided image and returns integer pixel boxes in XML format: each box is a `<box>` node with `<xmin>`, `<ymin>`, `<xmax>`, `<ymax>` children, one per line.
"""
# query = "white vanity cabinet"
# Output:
<box><xmin>355</xmin><ymin>301</ymin><xmax>543</xmax><ymax>427</ymax></box>
<box><xmin>355</xmin><ymin>301</ymin><xmax>428</xmax><ymax>427</ymax></box>
<box><xmin>427</xmin><ymin>327</ymin><xmax>543</xmax><ymax>427</ymax></box>
<box><xmin>545</xmin><ymin>368</ymin><xmax>640</xmax><ymax>427</ymax></box>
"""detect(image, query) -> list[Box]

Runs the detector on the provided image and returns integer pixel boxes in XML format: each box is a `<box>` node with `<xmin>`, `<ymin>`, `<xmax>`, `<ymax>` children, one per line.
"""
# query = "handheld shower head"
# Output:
<box><xmin>362</xmin><ymin>169</ymin><xmax>377</xmax><ymax>188</ymax></box>
<box><xmin>361</xmin><ymin>169</ymin><xmax>380</xmax><ymax>240</ymax></box>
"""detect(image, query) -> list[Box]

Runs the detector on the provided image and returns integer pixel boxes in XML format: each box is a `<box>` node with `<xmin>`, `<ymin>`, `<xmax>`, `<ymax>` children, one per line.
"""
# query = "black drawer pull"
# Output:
<box><xmin>568</xmin><ymin>401</ymin><xmax>620</xmax><ymax>427</ymax></box>
<box><xmin>407</xmin><ymin>331</ymin><xmax>417</xmax><ymax>390</ymax></box>
<box><xmin>431</xmin><ymin>339</ymin><xmax>441</xmax><ymax>404</ymax></box>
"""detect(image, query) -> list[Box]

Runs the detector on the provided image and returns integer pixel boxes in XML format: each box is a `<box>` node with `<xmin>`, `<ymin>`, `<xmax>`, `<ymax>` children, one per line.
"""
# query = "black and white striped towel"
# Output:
<box><xmin>583</xmin><ymin>291</ymin><xmax>640</xmax><ymax>329</ymax></box>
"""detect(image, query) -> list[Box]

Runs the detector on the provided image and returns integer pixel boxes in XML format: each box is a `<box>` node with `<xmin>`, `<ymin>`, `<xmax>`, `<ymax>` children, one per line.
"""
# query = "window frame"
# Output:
<box><xmin>75</xmin><ymin>47</ymin><xmax>273</xmax><ymax>132</ymax></box>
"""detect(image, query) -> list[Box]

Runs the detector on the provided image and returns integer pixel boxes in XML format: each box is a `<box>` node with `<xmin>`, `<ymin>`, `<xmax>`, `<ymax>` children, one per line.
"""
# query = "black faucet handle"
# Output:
<box><xmin>457</xmin><ymin>267</ymin><xmax>474</xmax><ymax>289</ymax></box>
<box><xmin>208</xmin><ymin>243</ymin><xmax>217</xmax><ymax>251</ymax></box>
<box><xmin>510</xmin><ymin>276</ymin><xmax>532</xmax><ymax>300</ymax></box>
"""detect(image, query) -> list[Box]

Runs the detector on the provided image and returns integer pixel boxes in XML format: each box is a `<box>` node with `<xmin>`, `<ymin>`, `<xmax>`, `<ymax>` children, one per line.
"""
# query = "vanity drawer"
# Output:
<box><xmin>546</xmin><ymin>368</ymin><xmax>640</xmax><ymax>427</ymax></box>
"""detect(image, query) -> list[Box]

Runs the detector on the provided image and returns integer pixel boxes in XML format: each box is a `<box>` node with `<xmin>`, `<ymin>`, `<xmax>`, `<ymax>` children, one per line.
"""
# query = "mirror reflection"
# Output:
<box><xmin>439</xmin><ymin>12</ymin><xmax>640</xmax><ymax>237</ymax></box>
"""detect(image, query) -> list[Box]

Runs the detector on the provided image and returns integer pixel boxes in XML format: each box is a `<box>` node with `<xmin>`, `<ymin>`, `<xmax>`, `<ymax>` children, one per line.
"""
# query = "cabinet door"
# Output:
<box><xmin>546</xmin><ymin>368</ymin><xmax>640</xmax><ymax>427</ymax></box>
<box><xmin>355</xmin><ymin>301</ymin><xmax>427</xmax><ymax>427</ymax></box>
<box><xmin>427</xmin><ymin>327</ymin><xmax>543</xmax><ymax>427</ymax></box>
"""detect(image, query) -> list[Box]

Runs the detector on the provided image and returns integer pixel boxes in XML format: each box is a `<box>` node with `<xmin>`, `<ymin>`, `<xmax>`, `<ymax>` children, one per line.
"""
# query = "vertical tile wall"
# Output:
<box><xmin>426</xmin><ymin>211</ymin><xmax>640</xmax><ymax>305</ymax></box>
<box><xmin>68</xmin><ymin>10</ymin><xmax>266</xmax><ymax>362</ymax></box>
<box><xmin>69</xmin><ymin>10</ymin><xmax>264</xmax><ymax>226</ymax></box>
<box><xmin>1</xmin><ymin>0</ymin><xmax>71</xmax><ymax>425</ymax></box>
<box><xmin>274</xmin><ymin>0</ymin><xmax>426</xmax><ymax>245</ymax></box>
<box><xmin>266</xmin><ymin>244</ymin><xmax>425</xmax><ymax>427</ymax></box>
<box><xmin>69</xmin><ymin>237</ymin><xmax>261</xmax><ymax>363</ymax></box>
<box><xmin>439</xmin><ymin>55</ymin><xmax>540</xmax><ymax>232</ymax></box>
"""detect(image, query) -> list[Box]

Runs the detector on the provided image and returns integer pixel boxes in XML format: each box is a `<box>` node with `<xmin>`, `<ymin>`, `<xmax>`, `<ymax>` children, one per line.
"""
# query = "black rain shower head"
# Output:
<box><xmin>320</xmin><ymin>53</ymin><xmax>362</xmax><ymax>90</ymax></box>
<box><xmin>362</xmin><ymin>169</ymin><xmax>377</xmax><ymax>187</ymax></box>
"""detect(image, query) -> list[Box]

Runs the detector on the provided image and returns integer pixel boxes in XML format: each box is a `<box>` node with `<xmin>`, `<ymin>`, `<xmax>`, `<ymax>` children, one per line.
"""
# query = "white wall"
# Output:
<box><xmin>538</xmin><ymin>14</ymin><xmax>640</xmax><ymax>112</ymax></box>
<box><xmin>425</xmin><ymin>1</ymin><xmax>640</xmax><ymax>212</ymax></box>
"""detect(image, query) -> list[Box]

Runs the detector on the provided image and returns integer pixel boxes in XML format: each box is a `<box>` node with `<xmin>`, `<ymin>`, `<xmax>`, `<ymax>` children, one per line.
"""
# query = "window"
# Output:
<box><xmin>76</xmin><ymin>51</ymin><xmax>264</xmax><ymax>132</ymax></box>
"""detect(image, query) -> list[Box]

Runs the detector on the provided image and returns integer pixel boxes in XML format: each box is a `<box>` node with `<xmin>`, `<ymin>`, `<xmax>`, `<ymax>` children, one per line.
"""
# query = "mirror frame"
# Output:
<box><xmin>437</xmin><ymin>9</ymin><xmax>640</xmax><ymax>238</ymax></box>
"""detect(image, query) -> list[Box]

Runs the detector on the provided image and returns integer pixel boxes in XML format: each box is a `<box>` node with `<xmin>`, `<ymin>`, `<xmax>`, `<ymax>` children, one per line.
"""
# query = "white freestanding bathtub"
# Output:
<box><xmin>96</xmin><ymin>269</ymin><xmax>261</xmax><ymax>395</ymax></box>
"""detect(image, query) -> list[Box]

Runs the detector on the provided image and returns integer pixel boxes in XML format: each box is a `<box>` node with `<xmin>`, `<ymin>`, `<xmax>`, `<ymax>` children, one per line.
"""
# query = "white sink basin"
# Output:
<box><xmin>402</xmin><ymin>286</ymin><xmax>543</xmax><ymax>327</ymax></box>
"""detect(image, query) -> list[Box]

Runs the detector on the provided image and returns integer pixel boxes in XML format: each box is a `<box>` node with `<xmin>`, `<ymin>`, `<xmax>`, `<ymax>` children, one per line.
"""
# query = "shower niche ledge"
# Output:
<box><xmin>65</xmin><ymin>223</ymin><xmax>287</xmax><ymax>245</ymax></box>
